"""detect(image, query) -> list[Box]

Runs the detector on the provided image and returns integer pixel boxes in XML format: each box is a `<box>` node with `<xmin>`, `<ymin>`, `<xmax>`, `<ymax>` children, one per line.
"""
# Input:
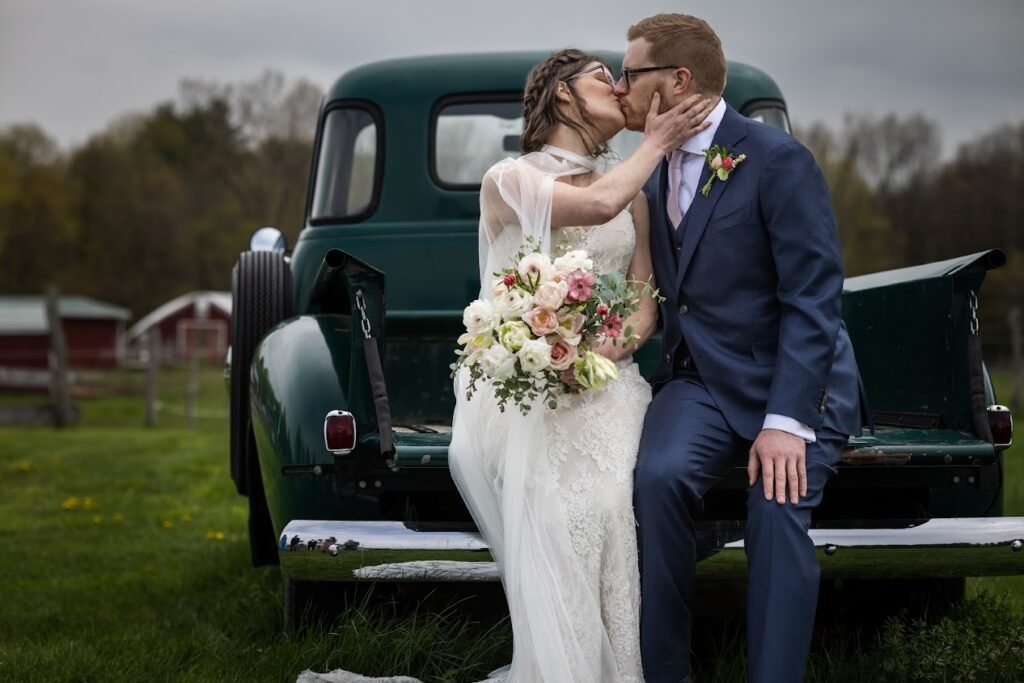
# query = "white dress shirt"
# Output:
<box><xmin>668</xmin><ymin>97</ymin><xmax>816</xmax><ymax>443</ymax></box>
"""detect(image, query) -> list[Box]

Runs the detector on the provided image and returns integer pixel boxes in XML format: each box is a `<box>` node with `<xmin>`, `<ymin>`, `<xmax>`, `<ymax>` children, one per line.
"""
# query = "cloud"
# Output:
<box><xmin>1</xmin><ymin>0</ymin><xmax>1021</xmax><ymax>153</ymax></box>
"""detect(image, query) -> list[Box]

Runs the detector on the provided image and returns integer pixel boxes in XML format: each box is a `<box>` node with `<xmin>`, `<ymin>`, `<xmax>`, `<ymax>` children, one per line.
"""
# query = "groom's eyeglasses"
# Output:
<box><xmin>566</xmin><ymin>64</ymin><xmax>616</xmax><ymax>87</ymax></box>
<box><xmin>619</xmin><ymin>65</ymin><xmax>680</xmax><ymax>91</ymax></box>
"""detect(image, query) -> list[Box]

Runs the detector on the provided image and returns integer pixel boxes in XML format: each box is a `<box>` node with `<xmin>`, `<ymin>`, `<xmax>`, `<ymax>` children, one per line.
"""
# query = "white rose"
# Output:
<box><xmin>491</xmin><ymin>278</ymin><xmax>510</xmax><ymax>298</ymax></box>
<box><xmin>463</xmin><ymin>299</ymin><xmax>499</xmax><ymax>334</ymax></box>
<box><xmin>534</xmin><ymin>280</ymin><xmax>568</xmax><ymax>311</ymax></box>
<box><xmin>458</xmin><ymin>331</ymin><xmax>493</xmax><ymax>356</ymax></box>
<box><xmin>494</xmin><ymin>289</ymin><xmax>534</xmax><ymax>321</ymax></box>
<box><xmin>517</xmin><ymin>338</ymin><xmax>552</xmax><ymax>374</ymax></box>
<box><xmin>497</xmin><ymin>320</ymin><xmax>532</xmax><ymax>352</ymax></box>
<box><xmin>553</xmin><ymin>250</ymin><xmax>593</xmax><ymax>274</ymax></box>
<box><xmin>480</xmin><ymin>344</ymin><xmax>516</xmax><ymax>380</ymax></box>
<box><xmin>554</xmin><ymin>310</ymin><xmax>587</xmax><ymax>346</ymax></box>
<box><xmin>517</xmin><ymin>252</ymin><xmax>554</xmax><ymax>285</ymax></box>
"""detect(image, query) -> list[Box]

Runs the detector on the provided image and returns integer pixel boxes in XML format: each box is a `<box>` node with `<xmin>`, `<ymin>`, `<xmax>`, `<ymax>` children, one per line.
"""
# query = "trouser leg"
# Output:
<box><xmin>744</xmin><ymin>430</ymin><xmax>846</xmax><ymax>683</ymax></box>
<box><xmin>634</xmin><ymin>380</ymin><xmax>746</xmax><ymax>683</ymax></box>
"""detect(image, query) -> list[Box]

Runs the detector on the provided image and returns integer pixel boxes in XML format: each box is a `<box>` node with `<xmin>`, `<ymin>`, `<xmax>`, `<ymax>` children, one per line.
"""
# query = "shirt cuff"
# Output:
<box><xmin>763</xmin><ymin>414</ymin><xmax>817</xmax><ymax>443</ymax></box>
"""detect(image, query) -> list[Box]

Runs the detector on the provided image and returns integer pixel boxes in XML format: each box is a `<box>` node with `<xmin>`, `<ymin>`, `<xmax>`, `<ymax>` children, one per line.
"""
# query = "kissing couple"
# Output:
<box><xmin>307</xmin><ymin>11</ymin><xmax>863</xmax><ymax>683</ymax></box>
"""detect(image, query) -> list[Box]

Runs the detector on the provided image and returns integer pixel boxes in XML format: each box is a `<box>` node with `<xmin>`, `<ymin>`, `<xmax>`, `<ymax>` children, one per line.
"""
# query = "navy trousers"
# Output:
<box><xmin>634</xmin><ymin>379</ymin><xmax>845</xmax><ymax>683</ymax></box>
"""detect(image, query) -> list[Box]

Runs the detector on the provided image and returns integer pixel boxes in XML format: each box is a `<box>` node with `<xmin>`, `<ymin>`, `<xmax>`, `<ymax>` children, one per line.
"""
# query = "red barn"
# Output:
<box><xmin>0</xmin><ymin>296</ymin><xmax>131</xmax><ymax>369</ymax></box>
<box><xmin>127</xmin><ymin>291</ymin><xmax>231</xmax><ymax>363</ymax></box>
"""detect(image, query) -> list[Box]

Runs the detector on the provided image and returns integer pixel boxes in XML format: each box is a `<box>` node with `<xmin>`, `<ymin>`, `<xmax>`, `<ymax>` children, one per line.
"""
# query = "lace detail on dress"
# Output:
<box><xmin>541</xmin><ymin>208</ymin><xmax>650</xmax><ymax>680</ymax></box>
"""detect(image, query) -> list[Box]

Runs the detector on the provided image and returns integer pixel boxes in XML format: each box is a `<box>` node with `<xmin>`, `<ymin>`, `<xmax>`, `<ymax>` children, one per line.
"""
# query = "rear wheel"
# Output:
<box><xmin>229</xmin><ymin>250</ymin><xmax>292</xmax><ymax>566</ymax></box>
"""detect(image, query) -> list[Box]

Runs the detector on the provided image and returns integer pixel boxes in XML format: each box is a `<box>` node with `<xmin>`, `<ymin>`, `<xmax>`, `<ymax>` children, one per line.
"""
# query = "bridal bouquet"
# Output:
<box><xmin>453</xmin><ymin>241</ymin><xmax>658</xmax><ymax>414</ymax></box>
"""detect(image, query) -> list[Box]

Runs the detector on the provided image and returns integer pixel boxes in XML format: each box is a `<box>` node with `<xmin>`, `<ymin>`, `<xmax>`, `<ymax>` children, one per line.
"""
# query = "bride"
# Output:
<box><xmin>299</xmin><ymin>49</ymin><xmax>710</xmax><ymax>683</ymax></box>
<box><xmin>448</xmin><ymin>50</ymin><xmax>710</xmax><ymax>682</ymax></box>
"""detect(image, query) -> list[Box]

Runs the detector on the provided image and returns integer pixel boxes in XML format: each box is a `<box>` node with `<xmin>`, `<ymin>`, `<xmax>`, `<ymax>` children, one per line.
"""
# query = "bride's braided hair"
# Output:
<box><xmin>521</xmin><ymin>49</ymin><xmax>611</xmax><ymax>158</ymax></box>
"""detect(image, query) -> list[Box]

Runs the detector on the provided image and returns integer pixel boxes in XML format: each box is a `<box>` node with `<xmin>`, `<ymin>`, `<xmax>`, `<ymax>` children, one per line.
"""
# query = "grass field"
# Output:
<box><xmin>0</xmin><ymin>365</ymin><xmax>1022</xmax><ymax>682</ymax></box>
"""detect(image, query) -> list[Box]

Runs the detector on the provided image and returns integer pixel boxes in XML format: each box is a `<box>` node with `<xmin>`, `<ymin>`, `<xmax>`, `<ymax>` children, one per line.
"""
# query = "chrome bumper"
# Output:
<box><xmin>278</xmin><ymin>517</ymin><xmax>1024</xmax><ymax>582</ymax></box>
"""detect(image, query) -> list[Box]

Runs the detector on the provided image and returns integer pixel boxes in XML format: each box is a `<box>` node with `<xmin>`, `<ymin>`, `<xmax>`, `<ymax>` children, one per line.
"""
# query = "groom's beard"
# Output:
<box><xmin>619</xmin><ymin>102</ymin><xmax>647</xmax><ymax>132</ymax></box>
<box><xmin>618</xmin><ymin>96</ymin><xmax>652</xmax><ymax>133</ymax></box>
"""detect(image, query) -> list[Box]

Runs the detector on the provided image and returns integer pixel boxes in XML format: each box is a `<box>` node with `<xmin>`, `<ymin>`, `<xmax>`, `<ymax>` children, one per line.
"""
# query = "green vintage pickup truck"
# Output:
<box><xmin>226</xmin><ymin>52</ymin><xmax>1023</xmax><ymax>623</ymax></box>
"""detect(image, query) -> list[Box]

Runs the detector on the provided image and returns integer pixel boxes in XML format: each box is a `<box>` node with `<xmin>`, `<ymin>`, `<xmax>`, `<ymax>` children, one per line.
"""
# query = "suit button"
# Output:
<box><xmin>664</xmin><ymin>353</ymin><xmax>671</xmax><ymax>362</ymax></box>
<box><xmin>678</xmin><ymin>304</ymin><xmax>689</xmax><ymax>315</ymax></box>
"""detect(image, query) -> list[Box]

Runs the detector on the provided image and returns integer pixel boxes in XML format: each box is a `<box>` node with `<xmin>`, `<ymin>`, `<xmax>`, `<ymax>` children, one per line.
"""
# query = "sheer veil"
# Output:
<box><xmin>449</xmin><ymin>146</ymin><xmax>626</xmax><ymax>682</ymax></box>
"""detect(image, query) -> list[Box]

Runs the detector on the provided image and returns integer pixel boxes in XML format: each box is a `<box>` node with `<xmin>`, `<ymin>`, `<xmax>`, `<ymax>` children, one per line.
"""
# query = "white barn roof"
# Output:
<box><xmin>126</xmin><ymin>291</ymin><xmax>231</xmax><ymax>342</ymax></box>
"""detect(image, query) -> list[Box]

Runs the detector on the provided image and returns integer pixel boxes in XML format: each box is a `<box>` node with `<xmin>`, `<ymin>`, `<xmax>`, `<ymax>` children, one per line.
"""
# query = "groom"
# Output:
<box><xmin>616</xmin><ymin>13</ymin><xmax>863</xmax><ymax>683</ymax></box>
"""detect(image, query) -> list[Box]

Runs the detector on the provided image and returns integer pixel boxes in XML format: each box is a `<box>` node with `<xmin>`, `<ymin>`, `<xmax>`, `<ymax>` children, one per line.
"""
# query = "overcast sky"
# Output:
<box><xmin>1</xmin><ymin>0</ymin><xmax>1022</xmax><ymax>156</ymax></box>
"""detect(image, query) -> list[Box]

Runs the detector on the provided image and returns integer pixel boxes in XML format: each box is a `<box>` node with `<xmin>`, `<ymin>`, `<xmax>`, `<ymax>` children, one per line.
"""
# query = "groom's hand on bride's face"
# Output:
<box><xmin>747</xmin><ymin>429</ymin><xmax>807</xmax><ymax>505</ymax></box>
<box><xmin>645</xmin><ymin>93</ymin><xmax>714</xmax><ymax>153</ymax></box>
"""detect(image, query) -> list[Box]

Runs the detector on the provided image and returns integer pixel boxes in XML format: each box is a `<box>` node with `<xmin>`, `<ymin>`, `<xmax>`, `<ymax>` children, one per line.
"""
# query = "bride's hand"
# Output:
<box><xmin>591</xmin><ymin>337</ymin><xmax>632</xmax><ymax>363</ymax></box>
<box><xmin>644</xmin><ymin>92</ymin><xmax>715</xmax><ymax>154</ymax></box>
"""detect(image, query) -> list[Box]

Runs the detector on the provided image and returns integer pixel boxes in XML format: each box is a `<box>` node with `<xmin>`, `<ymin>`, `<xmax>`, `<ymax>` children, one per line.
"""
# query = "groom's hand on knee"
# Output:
<box><xmin>747</xmin><ymin>429</ymin><xmax>807</xmax><ymax>505</ymax></box>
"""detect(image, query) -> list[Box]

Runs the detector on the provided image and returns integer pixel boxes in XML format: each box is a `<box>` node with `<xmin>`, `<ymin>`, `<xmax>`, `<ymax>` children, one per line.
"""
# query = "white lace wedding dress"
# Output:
<box><xmin>298</xmin><ymin>147</ymin><xmax>650</xmax><ymax>683</ymax></box>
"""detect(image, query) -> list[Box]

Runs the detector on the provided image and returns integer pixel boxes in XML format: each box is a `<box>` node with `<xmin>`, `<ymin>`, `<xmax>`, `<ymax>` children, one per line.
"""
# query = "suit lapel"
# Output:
<box><xmin>674</xmin><ymin>106</ymin><xmax>749</xmax><ymax>290</ymax></box>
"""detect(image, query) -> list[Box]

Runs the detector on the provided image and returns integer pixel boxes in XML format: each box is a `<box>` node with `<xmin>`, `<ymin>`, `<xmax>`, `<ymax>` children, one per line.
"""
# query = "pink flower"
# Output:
<box><xmin>722</xmin><ymin>156</ymin><xmax>734</xmax><ymax>170</ymax></box>
<box><xmin>503</xmin><ymin>273</ymin><xmax>516</xmax><ymax>287</ymax></box>
<box><xmin>596</xmin><ymin>304</ymin><xmax>609</xmax><ymax>316</ymax></box>
<box><xmin>710</xmin><ymin>153</ymin><xmax>724</xmax><ymax>170</ymax></box>
<box><xmin>566</xmin><ymin>270</ymin><xmax>597</xmax><ymax>302</ymax></box>
<box><xmin>534</xmin><ymin>281</ymin><xmax>568</xmax><ymax>310</ymax></box>
<box><xmin>522</xmin><ymin>307</ymin><xmax>559</xmax><ymax>336</ymax></box>
<box><xmin>602</xmin><ymin>314</ymin><xmax>624</xmax><ymax>338</ymax></box>
<box><xmin>548</xmin><ymin>338</ymin><xmax>578</xmax><ymax>371</ymax></box>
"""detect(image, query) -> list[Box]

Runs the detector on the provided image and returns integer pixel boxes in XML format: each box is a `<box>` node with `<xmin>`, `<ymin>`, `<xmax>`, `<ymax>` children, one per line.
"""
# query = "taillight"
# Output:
<box><xmin>324</xmin><ymin>410</ymin><xmax>356</xmax><ymax>454</ymax></box>
<box><xmin>988</xmin><ymin>404</ymin><xmax>1013</xmax><ymax>448</ymax></box>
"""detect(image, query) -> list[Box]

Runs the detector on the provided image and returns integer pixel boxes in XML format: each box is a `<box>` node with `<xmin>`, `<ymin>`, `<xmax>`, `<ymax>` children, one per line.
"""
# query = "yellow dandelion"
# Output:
<box><xmin>206</xmin><ymin>531</ymin><xmax>226</xmax><ymax>540</ymax></box>
<box><xmin>162</xmin><ymin>519</ymin><xmax>174</xmax><ymax>529</ymax></box>
<box><xmin>181</xmin><ymin>513</ymin><xmax>192</xmax><ymax>523</ymax></box>
<box><xmin>83</xmin><ymin>497</ymin><xmax>98</xmax><ymax>510</ymax></box>
<box><xmin>17</xmin><ymin>461</ymin><xmax>32</xmax><ymax>472</ymax></box>
<box><xmin>112</xmin><ymin>513</ymin><xmax>124</xmax><ymax>523</ymax></box>
<box><xmin>93</xmin><ymin>516</ymin><xmax>103</xmax><ymax>525</ymax></box>
<box><xmin>62</xmin><ymin>497</ymin><xmax>81</xmax><ymax>510</ymax></box>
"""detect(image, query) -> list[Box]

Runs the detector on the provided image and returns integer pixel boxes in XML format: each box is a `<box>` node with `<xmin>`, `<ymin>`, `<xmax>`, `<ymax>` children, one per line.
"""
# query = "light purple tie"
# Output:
<box><xmin>666</xmin><ymin>148</ymin><xmax>685</xmax><ymax>228</ymax></box>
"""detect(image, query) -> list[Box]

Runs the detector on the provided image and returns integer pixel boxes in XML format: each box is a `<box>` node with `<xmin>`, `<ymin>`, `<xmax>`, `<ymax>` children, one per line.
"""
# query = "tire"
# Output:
<box><xmin>229</xmin><ymin>250</ymin><xmax>293</xmax><ymax>566</ymax></box>
<box><xmin>283</xmin><ymin>577</ymin><xmax>312</xmax><ymax>633</ymax></box>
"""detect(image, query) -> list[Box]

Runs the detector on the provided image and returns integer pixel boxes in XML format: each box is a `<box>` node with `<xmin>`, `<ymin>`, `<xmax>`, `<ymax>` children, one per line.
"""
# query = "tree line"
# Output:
<box><xmin>0</xmin><ymin>73</ymin><xmax>1020</xmax><ymax>360</ymax></box>
<box><xmin>797</xmin><ymin>115</ymin><xmax>1024</xmax><ymax>360</ymax></box>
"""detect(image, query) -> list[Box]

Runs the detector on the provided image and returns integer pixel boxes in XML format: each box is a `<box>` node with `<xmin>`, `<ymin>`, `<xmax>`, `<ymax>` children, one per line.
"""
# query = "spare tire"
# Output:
<box><xmin>229</xmin><ymin>250</ymin><xmax>292</xmax><ymax>565</ymax></box>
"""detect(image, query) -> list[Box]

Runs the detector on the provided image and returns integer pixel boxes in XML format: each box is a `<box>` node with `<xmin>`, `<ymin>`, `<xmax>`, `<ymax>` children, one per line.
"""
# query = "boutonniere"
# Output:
<box><xmin>700</xmin><ymin>145</ymin><xmax>747</xmax><ymax>196</ymax></box>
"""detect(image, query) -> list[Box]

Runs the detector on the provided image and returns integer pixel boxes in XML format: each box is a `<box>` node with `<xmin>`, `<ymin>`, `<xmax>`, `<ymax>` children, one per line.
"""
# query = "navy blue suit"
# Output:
<box><xmin>635</xmin><ymin>105</ymin><xmax>863</xmax><ymax>682</ymax></box>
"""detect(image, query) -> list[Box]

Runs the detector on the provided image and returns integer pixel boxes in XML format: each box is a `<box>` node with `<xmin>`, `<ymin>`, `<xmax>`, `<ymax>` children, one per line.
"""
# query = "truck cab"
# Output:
<box><xmin>226</xmin><ymin>52</ymin><xmax>1023</xmax><ymax>623</ymax></box>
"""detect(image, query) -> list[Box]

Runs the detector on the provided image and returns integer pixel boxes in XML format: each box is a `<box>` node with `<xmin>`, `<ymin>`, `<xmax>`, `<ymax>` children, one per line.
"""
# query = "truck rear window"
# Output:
<box><xmin>311</xmin><ymin>106</ymin><xmax>380</xmax><ymax>221</ymax></box>
<box><xmin>433</xmin><ymin>99</ymin><xmax>524</xmax><ymax>188</ymax></box>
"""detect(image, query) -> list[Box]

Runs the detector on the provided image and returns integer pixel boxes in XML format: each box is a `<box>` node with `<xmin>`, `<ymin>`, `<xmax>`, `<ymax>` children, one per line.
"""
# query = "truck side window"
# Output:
<box><xmin>743</xmin><ymin>104</ymin><xmax>791</xmax><ymax>134</ymax></box>
<box><xmin>312</xmin><ymin>107</ymin><xmax>379</xmax><ymax>220</ymax></box>
<box><xmin>433</xmin><ymin>100</ymin><xmax>523</xmax><ymax>188</ymax></box>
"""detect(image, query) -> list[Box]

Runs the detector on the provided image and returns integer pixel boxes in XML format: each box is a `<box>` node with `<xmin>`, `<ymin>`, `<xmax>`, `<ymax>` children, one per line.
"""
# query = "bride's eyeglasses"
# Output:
<box><xmin>566</xmin><ymin>64</ymin><xmax>616</xmax><ymax>87</ymax></box>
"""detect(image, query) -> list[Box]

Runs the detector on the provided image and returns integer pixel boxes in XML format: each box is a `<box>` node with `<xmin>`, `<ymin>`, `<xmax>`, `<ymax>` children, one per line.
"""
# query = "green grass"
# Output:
<box><xmin>0</xmin><ymin>367</ymin><xmax>511</xmax><ymax>682</ymax></box>
<box><xmin>0</xmin><ymin>366</ymin><xmax>1022</xmax><ymax>682</ymax></box>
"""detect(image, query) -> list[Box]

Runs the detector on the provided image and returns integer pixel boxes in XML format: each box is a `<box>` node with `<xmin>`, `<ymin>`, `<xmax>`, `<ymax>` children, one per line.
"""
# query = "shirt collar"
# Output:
<box><xmin>679</xmin><ymin>97</ymin><xmax>727</xmax><ymax>156</ymax></box>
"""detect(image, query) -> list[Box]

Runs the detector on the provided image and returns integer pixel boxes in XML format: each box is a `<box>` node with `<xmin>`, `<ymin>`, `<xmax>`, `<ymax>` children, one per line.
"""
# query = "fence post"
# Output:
<box><xmin>186</xmin><ymin>354</ymin><xmax>199</xmax><ymax>429</ymax></box>
<box><xmin>144</xmin><ymin>331</ymin><xmax>159</xmax><ymax>427</ymax></box>
<box><xmin>45</xmin><ymin>285</ymin><xmax>73</xmax><ymax>428</ymax></box>
<box><xmin>1009</xmin><ymin>306</ymin><xmax>1023</xmax><ymax>410</ymax></box>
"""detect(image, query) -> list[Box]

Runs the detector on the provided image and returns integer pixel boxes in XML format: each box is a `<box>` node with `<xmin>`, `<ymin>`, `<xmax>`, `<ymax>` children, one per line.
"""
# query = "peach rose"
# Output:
<box><xmin>549</xmin><ymin>338</ymin><xmax>578</xmax><ymax>371</ymax></box>
<box><xmin>523</xmin><ymin>307</ymin><xmax>559</xmax><ymax>336</ymax></box>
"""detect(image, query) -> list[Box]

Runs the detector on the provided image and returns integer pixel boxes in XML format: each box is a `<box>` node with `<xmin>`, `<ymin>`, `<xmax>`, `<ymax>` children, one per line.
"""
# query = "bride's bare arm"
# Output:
<box><xmin>549</xmin><ymin>93</ymin><xmax>713</xmax><ymax>229</ymax></box>
<box><xmin>592</xmin><ymin>192</ymin><xmax>659</xmax><ymax>362</ymax></box>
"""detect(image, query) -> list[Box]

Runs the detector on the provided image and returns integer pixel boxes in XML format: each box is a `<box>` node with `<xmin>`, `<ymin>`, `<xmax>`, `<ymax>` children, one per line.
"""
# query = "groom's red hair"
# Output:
<box><xmin>628</xmin><ymin>14</ymin><xmax>727</xmax><ymax>96</ymax></box>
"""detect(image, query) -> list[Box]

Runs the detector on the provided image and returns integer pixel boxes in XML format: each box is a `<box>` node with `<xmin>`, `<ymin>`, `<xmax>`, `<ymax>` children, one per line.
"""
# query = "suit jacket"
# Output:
<box><xmin>644</xmin><ymin>105</ymin><xmax>862</xmax><ymax>441</ymax></box>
